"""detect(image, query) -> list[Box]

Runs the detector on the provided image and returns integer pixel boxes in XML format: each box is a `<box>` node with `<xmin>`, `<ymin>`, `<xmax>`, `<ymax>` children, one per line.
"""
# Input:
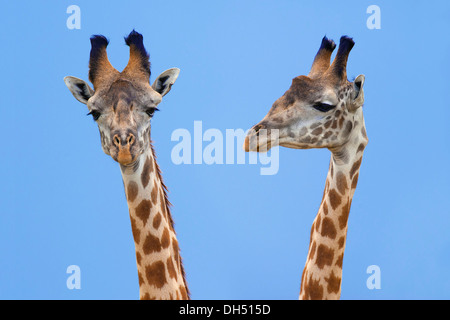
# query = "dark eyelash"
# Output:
<box><xmin>313</xmin><ymin>103</ymin><xmax>336</xmax><ymax>112</ymax></box>
<box><xmin>146</xmin><ymin>108</ymin><xmax>159</xmax><ymax>117</ymax></box>
<box><xmin>87</xmin><ymin>110</ymin><xmax>101</xmax><ymax>121</ymax></box>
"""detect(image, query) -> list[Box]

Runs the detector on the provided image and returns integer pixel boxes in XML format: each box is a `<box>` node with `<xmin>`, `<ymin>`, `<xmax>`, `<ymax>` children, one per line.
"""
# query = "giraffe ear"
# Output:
<box><xmin>352</xmin><ymin>74</ymin><xmax>365</xmax><ymax>108</ymax></box>
<box><xmin>152</xmin><ymin>68</ymin><xmax>180</xmax><ymax>97</ymax></box>
<box><xmin>64</xmin><ymin>76</ymin><xmax>95</xmax><ymax>105</ymax></box>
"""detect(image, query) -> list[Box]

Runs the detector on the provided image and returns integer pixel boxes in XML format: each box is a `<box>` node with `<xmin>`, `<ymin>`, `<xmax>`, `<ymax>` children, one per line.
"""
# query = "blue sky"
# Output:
<box><xmin>1</xmin><ymin>0</ymin><xmax>449</xmax><ymax>299</ymax></box>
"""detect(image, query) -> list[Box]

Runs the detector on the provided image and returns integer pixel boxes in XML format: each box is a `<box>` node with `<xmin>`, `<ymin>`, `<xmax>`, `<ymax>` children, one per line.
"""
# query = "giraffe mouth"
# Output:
<box><xmin>243</xmin><ymin>127</ymin><xmax>279</xmax><ymax>152</ymax></box>
<box><xmin>114</xmin><ymin>147</ymin><xmax>135</xmax><ymax>165</ymax></box>
<box><xmin>117</xmin><ymin>154</ymin><xmax>133</xmax><ymax>165</ymax></box>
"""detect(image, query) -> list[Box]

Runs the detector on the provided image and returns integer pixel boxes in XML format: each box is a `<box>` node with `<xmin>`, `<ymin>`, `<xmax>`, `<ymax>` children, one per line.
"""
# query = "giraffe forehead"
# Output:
<box><xmin>93</xmin><ymin>78</ymin><xmax>160</xmax><ymax>112</ymax></box>
<box><xmin>279</xmin><ymin>77</ymin><xmax>339</xmax><ymax>109</ymax></box>
<box><xmin>288</xmin><ymin>76</ymin><xmax>324</xmax><ymax>102</ymax></box>
<box><xmin>105</xmin><ymin>81</ymin><xmax>140</xmax><ymax>108</ymax></box>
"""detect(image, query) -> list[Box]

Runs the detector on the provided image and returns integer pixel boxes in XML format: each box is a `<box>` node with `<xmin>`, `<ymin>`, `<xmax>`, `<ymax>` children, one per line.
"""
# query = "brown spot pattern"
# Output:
<box><xmin>315</xmin><ymin>215</ymin><xmax>322</xmax><ymax>232</ymax></box>
<box><xmin>167</xmin><ymin>257</ymin><xmax>177</xmax><ymax>281</ymax></box>
<box><xmin>331</xmin><ymin>120</ymin><xmax>337</xmax><ymax>129</ymax></box>
<box><xmin>320</xmin><ymin>217</ymin><xmax>337</xmax><ymax>239</ymax></box>
<box><xmin>323</xmin><ymin>201</ymin><xmax>329</xmax><ymax>215</ymax></box>
<box><xmin>161</xmin><ymin>199</ymin><xmax>168</xmax><ymax>221</ymax></box>
<box><xmin>323</xmin><ymin>131</ymin><xmax>333</xmax><ymax>139</ymax></box>
<box><xmin>172</xmin><ymin>238</ymin><xmax>180</xmax><ymax>271</ymax></box>
<box><xmin>136</xmin><ymin>252</ymin><xmax>142</xmax><ymax>266</ymax></box>
<box><xmin>153</xmin><ymin>212</ymin><xmax>162</xmax><ymax>230</ymax></box>
<box><xmin>338</xmin><ymin>200</ymin><xmax>351</xmax><ymax>229</ymax></box>
<box><xmin>141</xmin><ymin>293</ymin><xmax>151</xmax><ymax>300</ymax></box>
<box><xmin>350</xmin><ymin>158</ymin><xmax>362</xmax><ymax>178</ymax></box>
<box><xmin>161</xmin><ymin>227</ymin><xmax>171</xmax><ymax>249</ymax></box>
<box><xmin>145</xmin><ymin>261</ymin><xmax>167</xmax><ymax>289</ymax></box>
<box><xmin>179</xmin><ymin>285</ymin><xmax>188</xmax><ymax>300</ymax></box>
<box><xmin>130</xmin><ymin>216</ymin><xmax>140</xmax><ymax>244</ymax></box>
<box><xmin>138</xmin><ymin>272</ymin><xmax>145</xmax><ymax>286</ymax></box>
<box><xmin>336</xmin><ymin>171</ymin><xmax>348</xmax><ymax>195</ymax></box>
<box><xmin>357</xmin><ymin>143</ymin><xmax>365</xmax><ymax>154</ymax></box>
<box><xmin>135</xmin><ymin>199</ymin><xmax>151</xmax><ymax>226</ymax></box>
<box><xmin>300</xmin><ymin>269</ymin><xmax>307</xmax><ymax>294</ymax></box>
<box><xmin>304</xmin><ymin>275</ymin><xmax>324</xmax><ymax>300</ymax></box>
<box><xmin>127</xmin><ymin>181</ymin><xmax>138</xmax><ymax>202</ymax></box>
<box><xmin>338</xmin><ymin>236</ymin><xmax>345</xmax><ymax>249</ymax></box>
<box><xmin>142</xmin><ymin>232</ymin><xmax>162</xmax><ymax>254</ymax></box>
<box><xmin>141</xmin><ymin>156</ymin><xmax>152</xmax><ymax>189</ymax></box>
<box><xmin>308</xmin><ymin>241</ymin><xmax>317</xmax><ymax>261</ymax></box>
<box><xmin>344</xmin><ymin>121</ymin><xmax>353</xmax><ymax>136</ymax></box>
<box><xmin>325</xmin><ymin>271</ymin><xmax>341</xmax><ymax>294</ymax></box>
<box><xmin>315</xmin><ymin>244</ymin><xmax>334</xmax><ymax>269</ymax></box>
<box><xmin>151</xmin><ymin>182</ymin><xmax>159</xmax><ymax>204</ymax></box>
<box><xmin>328</xmin><ymin>189</ymin><xmax>341</xmax><ymax>210</ymax></box>
<box><xmin>335</xmin><ymin>252</ymin><xmax>344</xmax><ymax>268</ymax></box>
<box><xmin>311</xmin><ymin>127</ymin><xmax>323</xmax><ymax>136</ymax></box>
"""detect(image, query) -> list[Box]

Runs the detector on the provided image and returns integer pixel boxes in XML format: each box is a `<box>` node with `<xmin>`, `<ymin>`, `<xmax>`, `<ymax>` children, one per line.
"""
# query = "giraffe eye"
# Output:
<box><xmin>87</xmin><ymin>110</ymin><xmax>101</xmax><ymax>121</ymax></box>
<box><xmin>313</xmin><ymin>103</ymin><xmax>335</xmax><ymax>113</ymax></box>
<box><xmin>145</xmin><ymin>107</ymin><xmax>159</xmax><ymax>117</ymax></box>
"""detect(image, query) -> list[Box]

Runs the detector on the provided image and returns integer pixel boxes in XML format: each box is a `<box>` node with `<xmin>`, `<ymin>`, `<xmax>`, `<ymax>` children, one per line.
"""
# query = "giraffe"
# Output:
<box><xmin>63</xmin><ymin>30</ymin><xmax>189</xmax><ymax>300</ymax></box>
<box><xmin>243</xmin><ymin>36</ymin><xmax>368</xmax><ymax>300</ymax></box>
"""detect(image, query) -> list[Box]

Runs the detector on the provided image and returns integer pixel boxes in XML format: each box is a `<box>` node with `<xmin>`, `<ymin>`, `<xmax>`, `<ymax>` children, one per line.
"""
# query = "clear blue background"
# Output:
<box><xmin>1</xmin><ymin>0</ymin><xmax>449</xmax><ymax>299</ymax></box>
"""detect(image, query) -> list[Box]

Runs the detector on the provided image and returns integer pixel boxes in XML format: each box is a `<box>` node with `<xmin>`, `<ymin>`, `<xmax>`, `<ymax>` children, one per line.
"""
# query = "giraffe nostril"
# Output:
<box><xmin>254</xmin><ymin>125</ymin><xmax>262</xmax><ymax>135</ymax></box>
<box><xmin>127</xmin><ymin>134</ymin><xmax>135</xmax><ymax>146</ymax></box>
<box><xmin>113</xmin><ymin>135</ymin><xmax>121</xmax><ymax>147</ymax></box>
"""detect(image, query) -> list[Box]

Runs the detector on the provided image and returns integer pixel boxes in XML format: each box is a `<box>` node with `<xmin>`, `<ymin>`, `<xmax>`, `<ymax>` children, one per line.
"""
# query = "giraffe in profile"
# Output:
<box><xmin>64</xmin><ymin>30</ymin><xmax>188</xmax><ymax>300</ymax></box>
<box><xmin>244</xmin><ymin>36</ymin><xmax>368</xmax><ymax>299</ymax></box>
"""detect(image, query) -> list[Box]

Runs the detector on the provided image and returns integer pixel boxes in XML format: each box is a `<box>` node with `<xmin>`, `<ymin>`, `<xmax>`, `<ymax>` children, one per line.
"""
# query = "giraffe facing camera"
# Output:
<box><xmin>64</xmin><ymin>30</ymin><xmax>189</xmax><ymax>300</ymax></box>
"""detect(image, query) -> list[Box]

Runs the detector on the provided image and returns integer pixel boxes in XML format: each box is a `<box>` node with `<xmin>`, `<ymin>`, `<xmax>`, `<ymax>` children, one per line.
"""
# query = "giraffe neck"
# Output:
<box><xmin>299</xmin><ymin>115</ymin><xmax>368</xmax><ymax>300</ymax></box>
<box><xmin>120</xmin><ymin>144</ymin><xmax>189</xmax><ymax>300</ymax></box>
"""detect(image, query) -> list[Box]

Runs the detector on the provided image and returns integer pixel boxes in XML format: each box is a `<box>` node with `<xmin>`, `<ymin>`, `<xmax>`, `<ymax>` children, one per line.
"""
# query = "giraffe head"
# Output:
<box><xmin>244</xmin><ymin>36</ymin><xmax>365</xmax><ymax>153</ymax></box>
<box><xmin>64</xmin><ymin>30</ymin><xmax>179</xmax><ymax>165</ymax></box>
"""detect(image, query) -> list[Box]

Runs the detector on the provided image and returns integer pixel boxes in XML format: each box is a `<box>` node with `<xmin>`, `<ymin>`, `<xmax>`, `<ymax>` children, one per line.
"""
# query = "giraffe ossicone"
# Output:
<box><xmin>244</xmin><ymin>35</ymin><xmax>368</xmax><ymax>300</ymax></box>
<box><xmin>64</xmin><ymin>30</ymin><xmax>189</xmax><ymax>300</ymax></box>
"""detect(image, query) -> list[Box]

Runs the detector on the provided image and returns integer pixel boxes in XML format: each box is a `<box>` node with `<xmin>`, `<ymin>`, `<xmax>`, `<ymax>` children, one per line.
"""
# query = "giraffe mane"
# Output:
<box><xmin>149</xmin><ymin>140</ymin><xmax>190</xmax><ymax>298</ymax></box>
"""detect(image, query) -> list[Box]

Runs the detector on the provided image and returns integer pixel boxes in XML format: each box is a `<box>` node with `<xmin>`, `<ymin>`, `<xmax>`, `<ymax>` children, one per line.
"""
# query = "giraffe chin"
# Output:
<box><xmin>116</xmin><ymin>150</ymin><xmax>134</xmax><ymax>165</ymax></box>
<box><xmin>243</xmin><ymin>135</ymin><xmax>275</xmax><ymax>153</ymax></box>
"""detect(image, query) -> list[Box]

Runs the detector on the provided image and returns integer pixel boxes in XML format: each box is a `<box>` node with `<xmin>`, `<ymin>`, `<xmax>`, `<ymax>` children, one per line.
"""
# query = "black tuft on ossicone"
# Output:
<box><xmin>337</xmin><ymin>36</ymin><xmax>355</xmax><ymax>55</ymax></box>
<box><xmin>89</xmin><ymin>35</ymin><xmax>109</xmax><ymax>62</ymax></box>
<box><xmin>320</xmin><ymin>36</ymin><xmax>336</xmax><ymax>51</ymax></box>
<box><xmin>90</xmin><ymin>35</ymin><xmax>109</xmax><ymax>49</ymax></box>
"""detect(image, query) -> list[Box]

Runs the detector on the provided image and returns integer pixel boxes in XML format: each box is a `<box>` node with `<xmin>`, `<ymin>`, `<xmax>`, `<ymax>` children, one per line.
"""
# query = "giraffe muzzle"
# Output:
<box><xmin>112</xmin><ymin>133</ymin><xmax>136</xmax><ymax>165</ymax></box>
<box><xmin>243</xmin><ymin>124</ymin><xmax>278</xmax><ymax>152</ymax></box>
